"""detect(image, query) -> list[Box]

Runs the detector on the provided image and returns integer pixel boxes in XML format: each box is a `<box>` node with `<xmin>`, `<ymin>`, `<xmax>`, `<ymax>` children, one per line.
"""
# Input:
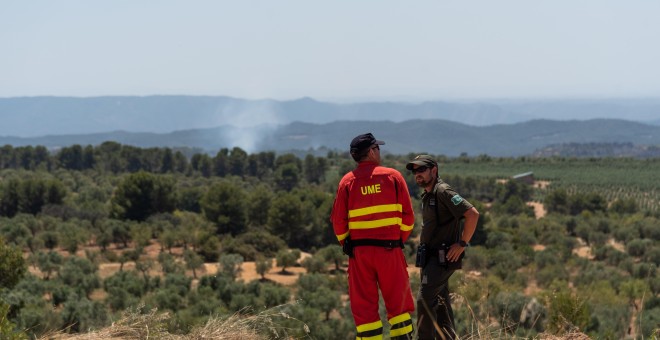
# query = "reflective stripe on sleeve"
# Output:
<box><xmin>399</xmin><ymin>223</ymin><xmax>413</xmax><ymax>232</ymax></box>
<box><xmin>336</xmin><ymin>231</ymin><xmax>349</xmax><ymax>241</ymax></box>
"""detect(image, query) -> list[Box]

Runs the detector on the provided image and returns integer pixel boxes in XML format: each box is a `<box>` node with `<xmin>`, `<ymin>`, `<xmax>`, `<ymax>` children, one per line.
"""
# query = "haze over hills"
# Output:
<box><xmin>2</xmin><ymin>118</ymin><xmax>660</xmax><ymax>157</ymax></box>
<box><xmin>2</xmin><ymin>96</ymin><xmax>660</xmax><ymax>138</ymax></box>
<box><xmin>2</xmin><ymin>96</ymin><xmax>660</xmax><ymax>157</ymax></box>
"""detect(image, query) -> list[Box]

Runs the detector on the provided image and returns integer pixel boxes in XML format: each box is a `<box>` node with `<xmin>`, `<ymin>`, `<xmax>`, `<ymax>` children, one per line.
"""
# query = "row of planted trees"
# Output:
<box><xmin>1</xmin><ymin>142</ymin><xmax>659</xmax><ymax>339</ymax></box>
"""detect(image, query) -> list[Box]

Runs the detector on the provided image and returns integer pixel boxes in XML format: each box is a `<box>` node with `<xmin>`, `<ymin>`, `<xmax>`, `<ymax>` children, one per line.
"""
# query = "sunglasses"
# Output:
<box><xmin>411</xmin><ymin>166</ymin><xmax>429</xmax><ymax>174</ymax></box>
<box><xmin>371</xmin><ymin>145</ymin><xmax>380</xmax><ymax>150</ymax></box>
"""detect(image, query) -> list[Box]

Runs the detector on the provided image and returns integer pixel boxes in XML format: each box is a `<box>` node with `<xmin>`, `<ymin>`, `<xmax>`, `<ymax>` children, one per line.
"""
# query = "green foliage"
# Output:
<box><xmin>303</xmin><ymin>154</ymin><xmax>327</xmax><ymax>184</ymax></box>
<box><xmin>0</xmin><ymin>302</ymin><xmax>27</xmax><ymax>340</ymax></box>
<box><xmin>111</xmin><ymin>171</ymin><xmax>176</xmax><ymax>221</ymax></box>
<box><xmin>226</xmin><ymin>230</ymin><xmax>286</xmax><ymax>260</ymax></box>
<box><xmin>103</xmin><ymin>271</ymin><xmax>144</xmax><ymax>311</ymax></box>
<box><xmin>545</xmin><ymin>189</ymin><xmax>607</xmax><ymax>216</ymax></box>
<box><xmin>276</xmin><ymin>249</ymin><xmax>300</xmax><ymax>274</ymax></box>
<box><xmin>255</xmin><ymin>256</ymin><xmax>272</xmax><ymax>280</ymax></box>
<box><xmin>157</xmin><ymin>252</ymin><xmax>185</xmax><ymax>275</ymax></box>
<box><xmin>316</xmin><ymin>244</ymin><xmax>345</xmax><ymax>272</ymax></box>
<box><xmin>60</xmin><ymin>293</ymin><xmax>109</xmax><ymax>333</ymax></box>
<box><xmin>183</xmin><ymin>249</ymin><xmax>204</xmax><ymax>279</ymax></box>
<box><xmin>626</xmin><ymin>238</ymin><xmax>652</xmax><ymax>257</ymax></box>
<box><xmin>3</xmin><ymin>146</ymin><xmax>660</xmax><ymax>338</ymax></box>
<box><xmin>301</xmin><ymin>254</ymin><xmax>327</xmax><ymax>274</ymax></box>
<box><xmin>0</xmin><ymin>177</ymin><xmax>66</xmax><ymax>217</ymax></box>
<box><xmin>57</xmin><ymin>220</ymin><xmax>90</xmax><ymax>254</ymax></box>
<box><xmin>268</xmin><ymin>192</ymin><xmax>305</xmax><ymax>247</ymax></box>
<box><xmin>489</xmin><ymin>291</ymin><xmax>528</xmax><ymax>331</ymax></box>
<box><xmin>196</xmin><ymin>234</ymin><xmax>221</xmax><ymax>262</ymax></box>
<box><xmin>176</xmin><ymin>186</ymin><xmax>204</xmax><ymax>213</ymax></box>
<box><xmin>496</xmin><ymin>179</ymin><xmax>533</xmax><ymax>203</ymax></box>
<box><xmin>200</xmin><ymin>180</ymin><xmax>247</xmax><ymax>235</ymax></box>
<box><xmin>31</xmin><ymin>250</ymin><xmax>63</xmax><ymax>280</ymax></box>
<box><xmin>545</xmin><ymin>288</ymin><xmax>590</xmax><ymax>335</ymax></box>
<box><xmin>609</xmin><ymin>197</ymin><xmax>638</xmax><ymax>214</ymax></box>
<box><xmin>0</xmin><ymin>239</ymin><xmax>26</xmax><ymax>289</ymax></box>
<box><xmin>639</xmin><ymin>307</ymin><xmax>660</xmax><ymax>338</ymax></box>
<box><xmin>274</xmin><ymin>163</ymin><xmax>301</xmax><ymax>191</ymax></box>
<box><xmin>246</xmin><ymin>184</ymin><xmax>274</xmax><ymax>227</ymax></box>
<box><xmin>57</xmin><ymin>256</ymin><xmax>100</xmax><ymax>298</ymax></box>
<box><xmin>219</xmin><ymin>254</ymin><xmax>244</xmax><ymax>280</ymax></box>
<box><xmin>296</xmin><ymin>274</ymin><xmax>342</xmax><ymax>321</ymax></box>
<box><xmin>493</xmin><ymin>195</ymin><xmax>535</xmax><ymax>217</ymax></box>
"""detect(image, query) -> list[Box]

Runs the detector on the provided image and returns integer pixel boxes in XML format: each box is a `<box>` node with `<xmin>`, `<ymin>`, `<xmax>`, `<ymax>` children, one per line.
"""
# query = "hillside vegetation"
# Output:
<box><xmin>0</xmin><ymin>142</ymin><xmax>658</xmax><ymax>339</ymax></box>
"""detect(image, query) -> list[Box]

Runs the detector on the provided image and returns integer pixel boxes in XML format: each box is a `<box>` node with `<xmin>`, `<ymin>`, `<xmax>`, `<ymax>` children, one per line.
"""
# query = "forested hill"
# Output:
<box><xmin>258</xmin><ymin>119</ymin><xmax>660</xmax><ymax>157</ymax></box>
<box><xmin>2</xmin><ymin>118</ymin><xmax>660</xmax><ymax>157</ymax></box>
<box><xmin>2</xmin><ymin>96</ymin><xmax>660</xmax><ymax>137</ymax></box>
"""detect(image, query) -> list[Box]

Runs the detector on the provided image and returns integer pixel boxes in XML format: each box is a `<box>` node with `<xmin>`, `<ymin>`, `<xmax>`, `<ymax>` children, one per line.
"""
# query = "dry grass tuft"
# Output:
<box><xmin>38</xmin><ymin>304</ymin><xmax>308</xmax><ymax>340</ymax></box>
<box><xmin>536</xmin><ymin>330</ymin><xmax>591</xmax><ymax>340</ymax></box>
<box><xmin>39</xmin><ymin>306</ymin><xmax>175</xmax><ymax>340</ymax></box>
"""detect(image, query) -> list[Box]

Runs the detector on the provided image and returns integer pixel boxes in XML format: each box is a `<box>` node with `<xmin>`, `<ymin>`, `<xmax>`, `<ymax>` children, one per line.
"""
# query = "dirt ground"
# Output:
<box><xmin>527</xmin><ymin>201</ymin><xmax>547</xmax><ymax>219</ymax></box>
<box><xmin>534</xmin><ymin>180</ymin><xmax>551</xmax><ymax>190</ymax></box>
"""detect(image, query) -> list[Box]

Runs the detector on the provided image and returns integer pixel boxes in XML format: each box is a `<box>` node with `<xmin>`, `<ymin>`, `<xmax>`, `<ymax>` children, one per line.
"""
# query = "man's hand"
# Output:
<box><xmin>446</xmin><ymin>243</ymin><xmax>465</xmax><ymax>262</ymax></box>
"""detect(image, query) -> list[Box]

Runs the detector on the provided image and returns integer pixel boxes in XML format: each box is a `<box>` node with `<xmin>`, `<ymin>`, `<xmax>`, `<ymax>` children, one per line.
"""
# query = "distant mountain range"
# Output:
<box><xmin>2</xmin><ymin>118</ymin><xmax>659</xmax><ymax>157</ymax></box>
<box><xmin>1</xmin><ymin>96</ymin><xmax>660</xmax><ymax>138</ymax></box>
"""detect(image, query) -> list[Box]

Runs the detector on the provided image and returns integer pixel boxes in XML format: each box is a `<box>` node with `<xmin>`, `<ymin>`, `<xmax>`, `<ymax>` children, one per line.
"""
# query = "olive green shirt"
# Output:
<box><xmin>419</xmin><ymin>179</ymin><xmax>473</xmax><ymax>248</ymax></box>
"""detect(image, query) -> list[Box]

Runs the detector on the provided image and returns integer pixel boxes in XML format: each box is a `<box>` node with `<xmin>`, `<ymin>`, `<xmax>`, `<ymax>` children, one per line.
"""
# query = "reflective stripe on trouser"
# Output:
<box><xmin>349</xmin><ymin>246</ymin><xmax>415</xmax><ymax>340</ymax></box>
<box><xmin>356</xmin><ymin>320</ymin><xmax>383</xmax><ymax>340</ymax></box>
<box><xmin>389</xmin><ymin>312</ymin><xmax>413</xmax><ymax>338</ymax></box>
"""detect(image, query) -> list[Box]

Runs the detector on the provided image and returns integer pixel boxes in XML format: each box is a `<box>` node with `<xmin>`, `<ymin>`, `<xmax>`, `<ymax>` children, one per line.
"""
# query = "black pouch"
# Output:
<box><xmin>438</xmin><ymin>248</ymin><xmax>446</xmax><ymax>264</ymax></box>
<box><xmin>342</xmin><ymin>237</ymin><xmax>354</xmax><ymax>258</ymax></box>
<box><xmin>415</xmin><ymin>243</ymin><xmax>427</xmax><ymax>268</ymax></box>
<box><xmin>442</xmin><ymin>243</ymin><xmax>465</xmax><ymax>269</ymax></box>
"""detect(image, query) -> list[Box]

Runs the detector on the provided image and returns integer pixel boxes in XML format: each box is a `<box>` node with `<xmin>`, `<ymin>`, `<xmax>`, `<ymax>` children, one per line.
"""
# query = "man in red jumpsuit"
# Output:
<box><xmin>331</xmin><ymin>132</ymin><xmax>416</xmax><ymax>340</ymax></box>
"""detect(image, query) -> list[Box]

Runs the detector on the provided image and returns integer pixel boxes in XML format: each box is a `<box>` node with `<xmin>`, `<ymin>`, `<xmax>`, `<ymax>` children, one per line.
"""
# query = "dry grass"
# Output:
<box><xmin>38</xmin><ymin>304</ymin><xmax>309</xmax><ymax>340</ymax></box>
<box><xmin>33</xmin><ymin>302</ymin><xmax>601</xmax><ymax>340</ymax></box>
<box><xmin>38</xmin><ymin>307</ymin><xmax>174</xmax><ymax>340</ymax></box>
<box><xmin>447</xmin><ymin>290</ymin><xmax>594</xmax><ymax>340</ymax></box>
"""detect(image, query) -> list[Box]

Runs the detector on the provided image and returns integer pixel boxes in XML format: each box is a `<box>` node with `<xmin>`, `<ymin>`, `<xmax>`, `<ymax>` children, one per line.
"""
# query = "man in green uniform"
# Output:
<box><xmin>406</xmin><ymin>155</ymin><xmax>480</xmax><ymax>339</ymax></box>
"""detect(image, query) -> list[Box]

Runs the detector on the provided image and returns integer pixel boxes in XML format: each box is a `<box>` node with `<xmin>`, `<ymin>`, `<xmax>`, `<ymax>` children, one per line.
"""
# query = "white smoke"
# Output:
<box><xmin>212</xmin><ymin>100</ymin><xmax>281</xmax><ymax>153</ymax></box>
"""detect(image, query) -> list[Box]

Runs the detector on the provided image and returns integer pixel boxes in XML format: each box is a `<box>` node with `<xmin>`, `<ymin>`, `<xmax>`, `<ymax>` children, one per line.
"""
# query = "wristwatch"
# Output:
<box><xmin>458</xmin><ymin>240</ymin><xmax>469</xmax><ymax>247</ymax></box>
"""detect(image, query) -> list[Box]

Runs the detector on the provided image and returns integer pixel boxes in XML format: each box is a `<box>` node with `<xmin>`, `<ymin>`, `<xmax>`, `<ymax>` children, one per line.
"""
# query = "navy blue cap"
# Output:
<box><xmin>350</xmin><ymin>133</ymin><xmax>385</xmax><ymax>154</ymax></box>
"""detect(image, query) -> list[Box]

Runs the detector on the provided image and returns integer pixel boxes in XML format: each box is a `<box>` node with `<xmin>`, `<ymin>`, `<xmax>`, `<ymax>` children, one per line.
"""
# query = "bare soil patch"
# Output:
<box><xmin>573</xmin><ymin>238</ymin><xmax>593</xmax><ymax>259</ymax></box>
<box><xmin>608</xmin><ymin>238</ymin><xmax>625</xmax><ymax>252</ymax></box>
<box><xmin>535</xmin><ymin>180</ymin><xmax>551</xmax><ymax>189</ymax></box>
<box><xmin>532</xmin><ymin>244</ymin><xmax>546</xmax><ymax>251</ymax></box>
<box><xmin>527</xmin><ymin>201</ymin><xmax>547</xmax><ymax>219</ymax></box>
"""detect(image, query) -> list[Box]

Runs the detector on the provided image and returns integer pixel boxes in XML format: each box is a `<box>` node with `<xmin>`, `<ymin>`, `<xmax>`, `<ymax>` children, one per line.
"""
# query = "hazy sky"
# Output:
<box><xmin>2</xmin><ymin>1</ymin><xmax>659</xmax><ymax>101</ymax></box>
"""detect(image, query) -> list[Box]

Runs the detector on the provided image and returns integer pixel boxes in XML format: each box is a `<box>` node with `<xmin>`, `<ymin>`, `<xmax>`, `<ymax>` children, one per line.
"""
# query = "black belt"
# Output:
<box><xmin>350</xmin><ymin>239</ymin><xmax>403</xmax><ymax>248</ymax></box>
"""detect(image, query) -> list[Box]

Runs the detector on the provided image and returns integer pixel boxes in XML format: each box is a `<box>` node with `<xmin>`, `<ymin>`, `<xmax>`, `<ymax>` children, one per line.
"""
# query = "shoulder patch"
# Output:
<box><xmin>451</xmin><ymin>194</ymin><xmax>464</xmax><ymax>205</ymax></box>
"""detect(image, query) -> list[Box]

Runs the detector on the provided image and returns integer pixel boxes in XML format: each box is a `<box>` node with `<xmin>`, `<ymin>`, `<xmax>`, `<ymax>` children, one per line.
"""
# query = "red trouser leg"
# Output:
<box><xmin>349</xmin><ymin>247</ymin><xmax>380</xmax><ymax>330</ymax></box>
<box><xmin>349</xmin><ymin>246</ymin><xmax>415</xmax><ymax>338</ymax></box>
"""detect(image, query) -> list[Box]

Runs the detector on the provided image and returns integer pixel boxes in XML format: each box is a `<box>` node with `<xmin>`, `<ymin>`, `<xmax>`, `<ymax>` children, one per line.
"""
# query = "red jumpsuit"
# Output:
<box><xmin>331</xmin><ymin>161</ymin><xmax>415</xmax><ymax>339</ymax></box>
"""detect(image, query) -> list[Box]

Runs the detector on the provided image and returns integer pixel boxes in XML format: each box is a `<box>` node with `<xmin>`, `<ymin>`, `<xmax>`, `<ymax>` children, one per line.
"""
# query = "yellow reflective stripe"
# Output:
<box><xmin>389</xmin><ymin>313</ymin><xmax>411</xmax><ymax>325</ymax></box>
<box><xmin>400</xmin><ymin>223</ymin><xmax>413</xmax><ymax>232</ymax></box>
<box><xmin>349</xmin><ymin>204</ymin><xmax>402</xmax><ymax>218</ymax></box>
<box><xmin>356</xmin><ymin>335</ymin><xmax>382</xmax><ymax>340</ymax></box>
<box><xmin>356</xmin><ymin>320</ymin><xmax>383</xmax><ymax>333</ymax></box>
<box><xmin>389</xmin><ymin>313</ymin><xmax>413</xmax><ymax>337</ymax></box>
<box><xmin>336</xmin><ymin>231</ymin><xmax>349</xmax><ymax>241</ymax></box>
<box><xmin>349</xmin><ymin>217</ymin><xmax>402</xmax><ymax>230</ymax></box>
<box><xmin>389</xmin><ymin>324</ymin><xmax>413</xmax><ymax>337</ymax></box>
